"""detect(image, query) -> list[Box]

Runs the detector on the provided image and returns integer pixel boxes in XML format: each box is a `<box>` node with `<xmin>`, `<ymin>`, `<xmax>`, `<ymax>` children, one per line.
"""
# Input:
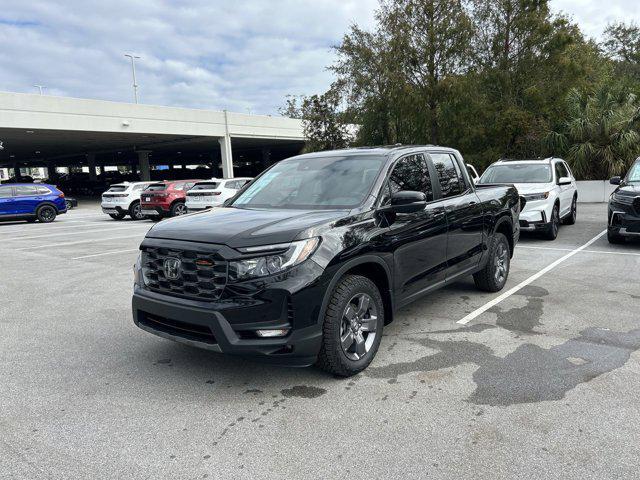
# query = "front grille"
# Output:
<box><xmin>141</xmin><ymin>246</ymin><xmax>227</xmax><ymax>301</ymax></box>
<box><xmin>140</xmin><ymin>313</ymin><xmax>217</xmax><ymax>344</ymax></box>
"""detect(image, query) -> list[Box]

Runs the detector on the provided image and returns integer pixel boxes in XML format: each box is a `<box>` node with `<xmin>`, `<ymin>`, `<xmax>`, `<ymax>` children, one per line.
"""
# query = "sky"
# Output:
<box><xmin>0</xmin><ymin>0</ymin><xmax>638</xmax><ymax>115</ymax></box>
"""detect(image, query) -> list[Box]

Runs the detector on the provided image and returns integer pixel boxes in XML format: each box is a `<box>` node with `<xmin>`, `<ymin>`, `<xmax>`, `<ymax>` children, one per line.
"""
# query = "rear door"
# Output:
<box><xmin>429</xmin><ymin>152</ymin><xmax>485</xmax><ymax>279</ymax></box>
<box><xmin>0</xmin><ymin>186</ymin><xmax>15</xmax><ymax>215</ymax></box>
<box><xmin>13</xmin><ymin>185</ymin><xmax>40</xmax><ymax>214</ymax></box>
<box><xmin>380</xmin><ymin>153</ymin><xmax>448</xmax><ymax>304</ymax></box>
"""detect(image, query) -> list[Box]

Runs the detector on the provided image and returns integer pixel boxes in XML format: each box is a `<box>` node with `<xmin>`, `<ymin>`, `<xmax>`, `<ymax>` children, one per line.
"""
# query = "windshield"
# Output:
<box><xmin>231</xmin><ymin>155</ymin><xmax>386</xmax><ymax>209</ymax></box>
<box><xmin>107</xmin><ymin>185</ymin><xmax>127</xmax><ymax>192</ymax></box>
<box><xmin>479</xmin><ymin>164</ymin><xmax>552</xmax><ymax>184</ymax></box>
<box><xmin>190</xmin><ymin>182</ymin><xmax>220</xmax><ymax>191</ymax></box>
<box><xmin>627</xmin><ymin>160</ymin><xmax>640</xmax><ymax>183</ymax></box>
<box><xmin>145</xmin><ymin>184</ymin><xmax>167</xmax><ymax>191</ymax></box>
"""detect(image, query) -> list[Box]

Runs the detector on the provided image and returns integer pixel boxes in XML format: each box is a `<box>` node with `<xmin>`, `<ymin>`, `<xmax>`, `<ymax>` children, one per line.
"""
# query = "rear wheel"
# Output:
<box><xmin>563</xmin><ymin>196</ymin><xmax>577</xmax><ymax>225</ymax></box>
<box><xmin>65</xmin><ymin>199</ymin><xmax>73</xmax><ymax>210</ymax></box>
<box><xmin>128</xmin><ymin>201</ymin><xmax>146</xmax><ymax>220</ymax></box>
<box><xmin>109</xmin><ymin>212</ymin><xmax>126</xmax><ymax>220</ymax></box>
<box><xmin>473</xmin><ymin>232</ymin><xmax>510</xmax><ymax>292</ymax></box>
<box><xmin>170</xmin><ymin>202</ymin><xmax>187</xmax><ymax>217</ymax></box>
<box><xmin>543</xmin><ymin>204</ymin><xmax>560</xmax><ymax>240</ymax></box>
<box><xmin>316</xmin><ymin>275</ymin><xmax>384</xmax><ymax>377</ymax></box>
<box><xmin>36</xmin><ymin>205</ymin><xmax>57</xmax><ymax>223</ymax></box>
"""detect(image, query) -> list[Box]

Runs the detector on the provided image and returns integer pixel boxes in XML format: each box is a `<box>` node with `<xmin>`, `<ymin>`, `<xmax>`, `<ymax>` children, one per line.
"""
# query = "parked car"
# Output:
<box><xmin>0</xmin><ymin>183</ymin><xmax>67</xmax><ymax>223</ymax></box>
<box><xmin>478</xmin><ymin>157</ymin><xmax>577</xmax><ymax>240</ymax></box>
<box><xmin>139</xmin><ymin>180</ymin><xmax>201</xmax><ymax>219</ymax></box>
<box><xmin>65</xmin><ymin>197</ymin><xmax>78</xmax><ymax>210</ymax></box>
<box><xmin>185</xmin><ymin>178</ymin><xmax>253</xmax><ymax>212</ymax></box>
<box><xmin>101</xmin><ymin>181</ymin><xmax>155</xmax><ymax>220</ymax></box>
<box><xmin>132</xmin><ymin>146</ymin><xmax>521</xmax><ymax>376</ymax></box>
<box><xmin>1</xmin><ymin>175</ymin><xmax>35</xmax><ymax>184</ymax></box>
<box><xmin>608</xmin><ymin>157</ymin><xmax>640</xmax><ymax>244</ymax></box>
<box><xmin>466</xmin><ymin>164</ymin><xmax>480</xmax><ymax>184</ymax></box>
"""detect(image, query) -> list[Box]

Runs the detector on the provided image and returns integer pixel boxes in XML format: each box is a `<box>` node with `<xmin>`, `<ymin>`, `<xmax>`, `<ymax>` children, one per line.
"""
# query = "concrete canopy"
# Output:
<box><xmin>0</xmin><ymin>92</ymin><xmax>305</xmax><ymax>179</ymax></box>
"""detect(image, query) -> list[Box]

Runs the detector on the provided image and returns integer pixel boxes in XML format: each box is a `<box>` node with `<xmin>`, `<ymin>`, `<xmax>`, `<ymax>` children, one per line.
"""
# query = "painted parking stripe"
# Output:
<box><xmin>0</xmin><ymin>221</ymin><xmax>120</xmax><ymax>234</ymax></box>
<box><xmin>17</xmin><ymin>234</ymin><xmax>145</xmax><ymax>251</ymax></box>
<box><xmin>457</xmin><ymin>229</ymin><xmax>608</xmax><ymax>325</ymax></box>
<box><xmin>5</xmin><ymin>225</ymin><xmax>150</xmax><ymax>241</ymax></box>
<box><xmin>518</xmin><ymin>245</ymin><xmax>640</xmax><ymax>257</ymax></box>
<box><xmin>72</xmin><ymin>248</ymin><xmax>140</xmax><ymax>260</ymax></box>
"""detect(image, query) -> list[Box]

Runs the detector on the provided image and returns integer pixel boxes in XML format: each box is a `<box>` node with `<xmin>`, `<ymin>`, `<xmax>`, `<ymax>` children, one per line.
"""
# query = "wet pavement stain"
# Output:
<box><xmin>280</xmin><ymin>385</ymin><xmax>327</xmax><ymax>398</ymax></box>
<box><xmin>490</xmin><ymin>285</ymin><xmax>548</xmax><ymax>334</ymax></box>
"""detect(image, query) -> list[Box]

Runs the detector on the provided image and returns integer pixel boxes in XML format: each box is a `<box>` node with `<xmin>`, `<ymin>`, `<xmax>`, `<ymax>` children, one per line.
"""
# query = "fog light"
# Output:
<box><xmin>255</xmin><ymin>329</ymin><xmax>290</xmax><ymax>338</ymax></box>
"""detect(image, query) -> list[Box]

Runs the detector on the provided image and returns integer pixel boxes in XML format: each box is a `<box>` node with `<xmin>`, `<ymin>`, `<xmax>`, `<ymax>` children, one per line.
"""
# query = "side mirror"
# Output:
<box><xmin>610</xmin><ymin>176</ymin><xmax>621</xmax><ymax>185</ymax></box>
<box><xmin>390</xmin><ymin>191</ymin><xmax>427</xmax><ymax>213</ymax></box>
<box><xmin>558</xmin><ymin>176</ymin><xmax>572</xmax><ymax>186</ymax></box>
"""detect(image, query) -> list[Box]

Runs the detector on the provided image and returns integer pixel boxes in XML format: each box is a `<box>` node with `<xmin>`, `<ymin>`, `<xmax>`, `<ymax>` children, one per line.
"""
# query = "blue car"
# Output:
<box><xmin>0</xmin><ymin>183</ymin><xmax>67</xmax><ymax>223</ymax></box>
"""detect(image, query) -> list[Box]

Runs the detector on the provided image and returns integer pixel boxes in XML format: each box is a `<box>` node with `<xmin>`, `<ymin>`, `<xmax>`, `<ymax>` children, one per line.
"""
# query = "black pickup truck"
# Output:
<box><xmin>132</xmin><ymin>146</ymin><xmax>521</xmax><ymax>376</ymax></box>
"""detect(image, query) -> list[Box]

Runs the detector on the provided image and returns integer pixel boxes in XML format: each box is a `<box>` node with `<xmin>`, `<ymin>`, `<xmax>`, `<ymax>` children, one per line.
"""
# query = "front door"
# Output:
<box><xmin>430</xmin><ymin>152</ymin><xmax>485</xmax><ymax>279</ymax></box>
<box><xmin>554</xmin><ymin>161</ymin><xmax>573</xmax><ymax>216</ymax></box>
<box><xmin>379</xmin><ymin>153</ymin><xmax>448</xmax><ymax>305</ymax></box>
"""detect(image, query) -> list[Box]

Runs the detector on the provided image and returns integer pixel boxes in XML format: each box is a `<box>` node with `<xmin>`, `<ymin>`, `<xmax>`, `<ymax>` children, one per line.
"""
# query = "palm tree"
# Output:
<box><xmin>546</xmin><ymin>82</ymin><xmax>640</xmax><ymax>179</ymax></box>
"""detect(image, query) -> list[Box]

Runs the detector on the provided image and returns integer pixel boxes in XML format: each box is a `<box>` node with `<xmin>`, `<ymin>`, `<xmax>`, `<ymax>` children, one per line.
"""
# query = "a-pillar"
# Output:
<box><xmin>137</xmin><ymin>150</ymin><xmax>151</xmax><ymax>181</ymax></box>
<box><xmin>87</xmin><ymin>153</ymin><xmax>97</xmax><ymax>181</ymax></box>
<box><xmin>261</xmin><ymin>147</ymin><xmax>271</xmax><ymax>173</ymax></box>
<box><xmin>218</xmin><ymin>135</ymin><xmax>234</xmax><ymax>179</ymax></box>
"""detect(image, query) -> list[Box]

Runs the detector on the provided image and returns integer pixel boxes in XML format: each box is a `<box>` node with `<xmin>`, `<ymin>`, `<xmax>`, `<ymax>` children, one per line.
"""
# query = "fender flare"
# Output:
<box><xmin>316</xmin><ymin>255</ymin><xmax>394</xmax><ymax>327</ymax></box>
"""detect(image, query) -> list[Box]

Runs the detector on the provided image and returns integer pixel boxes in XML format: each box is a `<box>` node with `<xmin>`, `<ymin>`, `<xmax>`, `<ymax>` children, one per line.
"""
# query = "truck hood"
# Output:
<box><xmin>617</xmin><ymin>183</ymin><xmax>640</xmax><ymax>195</ymax></box>
<box><xmin>146</xmin><ymin>206</ymin><xmax>349</xmax><ymax>248</ymax></box>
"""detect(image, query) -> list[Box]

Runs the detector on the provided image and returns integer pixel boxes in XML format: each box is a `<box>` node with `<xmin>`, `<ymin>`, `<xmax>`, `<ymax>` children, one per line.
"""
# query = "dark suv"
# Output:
<box><xmin>132</xmin><ymin>146</ymin><xmax>521</xmax><ymax>376</ymax></box>
<box><xmin>609</xmin><ymin>157</ymin><xmax>640</xmax><ymax>243</ymax></box>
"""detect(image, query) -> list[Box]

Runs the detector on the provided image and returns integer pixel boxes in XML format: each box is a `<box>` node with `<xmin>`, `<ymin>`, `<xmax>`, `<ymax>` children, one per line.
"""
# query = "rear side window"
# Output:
<box><xmin>132</xmin><ymin>184</ymin><xmax>148</xmax><ymax>191</ymax></box>
<box><xmin>108</xmin><ymin>185</ymin><xmax>128</xmax><ymax>193</ymax></box>
<box><xmin>36</xmin><ymin>186</ymin><xmax>52</xmax><ymax>195</ymax></box>
<box><xmin>381</xmin><ymin>154</ymin><xmax>433</xmax><ymax>205</ymax></box>
<box><xmin>14</xmin><ymin>186</ymin><xmax>38</xmax><ymax>196</ymax></box>
<box><xmin>0</xmin><ymin>187</ymin><xmax>12</xmax><ymax>198</ymax></box>
<box><xmin>431</xmin><ymin>153</ymin><xmax>463</xmax><ymax>198</ymax></box>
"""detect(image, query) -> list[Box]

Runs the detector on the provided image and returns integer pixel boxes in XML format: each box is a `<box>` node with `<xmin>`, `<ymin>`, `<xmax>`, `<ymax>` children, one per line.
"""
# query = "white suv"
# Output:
<box><xmin>101</xmin><ymin>181</ymin><xmax>155</xmax><ymax>220</ymax></box>
<box><xmin>185</xmin><ymin>178</ymin><xmax>252</xmax><ymax>212</ymax></box>
<box><xmin>478</xmin><ymin>158</ymin><xmax>577</xmax><ymax>240</ymax></box>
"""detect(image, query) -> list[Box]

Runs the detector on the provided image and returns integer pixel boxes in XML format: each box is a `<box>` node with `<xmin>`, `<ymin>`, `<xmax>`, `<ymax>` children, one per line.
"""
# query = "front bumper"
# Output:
<box><xmin>609</xmin><ymin>203</ymin><xmax>640</xmax><ymax>237</ymax></box>
<box><xmin>519</xmin><ymin>200</ymin><xmax>553</xmax><ymax>231</ymax></box>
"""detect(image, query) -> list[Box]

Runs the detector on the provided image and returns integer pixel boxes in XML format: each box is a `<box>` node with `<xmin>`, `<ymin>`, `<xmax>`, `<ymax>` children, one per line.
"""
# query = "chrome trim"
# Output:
<box><xmin>610</xmin><ymin>211</ymin><xmax>626</xmax><ymax>226</ymax></box>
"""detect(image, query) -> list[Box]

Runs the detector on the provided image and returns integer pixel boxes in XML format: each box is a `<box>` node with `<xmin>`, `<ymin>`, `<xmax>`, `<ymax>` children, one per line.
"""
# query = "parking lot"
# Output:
<box><xmin>1</xmin><ymin>202</ymin><xmax>639</xmax><ymax>479</ymax></box>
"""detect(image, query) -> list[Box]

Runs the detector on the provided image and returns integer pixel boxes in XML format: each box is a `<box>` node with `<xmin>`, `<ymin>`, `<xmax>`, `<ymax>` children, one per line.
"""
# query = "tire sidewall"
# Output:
<box><xmin>37</xmin><ymin>205</ymin><xmax>56</xmax><ymax>223</ymax></box>
<box><xmin>492</xmin><ymin>233</ymin><xmax>510</xmax><ymax>290</ymax></box>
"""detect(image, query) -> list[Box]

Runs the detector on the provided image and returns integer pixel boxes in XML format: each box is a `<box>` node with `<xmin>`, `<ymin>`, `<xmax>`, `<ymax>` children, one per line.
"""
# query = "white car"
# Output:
<box><xmin>185</xmin><ymin>177</ymin><xmax>252</xmax><ymax>212</ymax></box>
<box><xmin>478</xmin><ymin>158</ymin><xmax>577</xmax><ymax>240</ymax></box>
<box><xmin>101</xmin><ymin>181</ymin><xmax>155</xmax><ymax>220</ymax></box>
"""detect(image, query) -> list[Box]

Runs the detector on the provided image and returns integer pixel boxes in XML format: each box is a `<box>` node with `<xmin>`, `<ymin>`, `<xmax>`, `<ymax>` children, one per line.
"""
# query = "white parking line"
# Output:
<box><xmin>0</xmin><ymin>221</ymin><xmax>121</xmax><ymax>234</ymax></box>
<box><xmin>457</xmin><ymin>229</ymin><xmax>608</xmax><ymax>325</ymax></box>
<box><xmin>17</xmin><ymin>234</ymin><xmax>145</xmax><ymax>251</ymax></box>
<box><xmin>72</xmin><ymin>248</ymin><xmax>140</xmax><ymax>260</ymax></box>
<box><xmin>518</xmin><ymin>245</ymin><xmax>640</xmax><ymax>257</ymax></box>
<box><xmin>5</xmin><ymin>225</ymin><xmax>150</xmax><ymax>241</ymax></box>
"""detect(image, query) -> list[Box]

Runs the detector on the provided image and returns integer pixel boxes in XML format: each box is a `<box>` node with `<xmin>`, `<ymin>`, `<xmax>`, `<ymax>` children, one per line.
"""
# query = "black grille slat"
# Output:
<box><xmin>141</xmin><ymin>314</ymin><xmax>217</xmax><ymax>344</ymax></box>
<box><xmin>141</xmin><ymin>247</ymin><xmax>227</xmax><ymax>301</ymax></box>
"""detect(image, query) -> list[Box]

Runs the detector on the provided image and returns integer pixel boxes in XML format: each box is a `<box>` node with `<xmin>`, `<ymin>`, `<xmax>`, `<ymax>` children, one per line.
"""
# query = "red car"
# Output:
<box><xmin>139</xmin><ymin>180</ymin><xmax>201</xmax><ymax>219</ymax></box>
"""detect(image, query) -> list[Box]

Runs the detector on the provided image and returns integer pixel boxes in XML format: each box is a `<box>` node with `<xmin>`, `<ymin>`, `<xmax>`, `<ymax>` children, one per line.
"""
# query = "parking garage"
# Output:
<box><xmin>0</xmin><ymin>92</ymin><xmax>305</xmax><ymax>192</ymax></box>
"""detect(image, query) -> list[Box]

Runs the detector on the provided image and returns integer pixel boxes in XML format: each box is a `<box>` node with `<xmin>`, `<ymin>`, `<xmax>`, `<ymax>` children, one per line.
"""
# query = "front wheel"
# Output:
<box><xmin>563</xmin><ymin>197</ymin><xmax>577</xmax><ymax>225</ymax></box>
<box><xmin>473</xmin><ymin>232</ymin><xmax>510</xmax><ymax>292</ymax></box>
<box><xmin>316</xmin><ymin>275</ymin><xmax>384</xmax><ymax>377</ymax></box>
<box><xmin>543</xmin><ymin>205</ymin><xmax>560</xmax><ymax>240</ymax></box>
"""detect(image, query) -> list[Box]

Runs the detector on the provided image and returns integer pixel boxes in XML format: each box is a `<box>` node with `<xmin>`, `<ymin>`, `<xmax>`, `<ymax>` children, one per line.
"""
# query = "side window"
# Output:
<box><xmin>227</xmin><ymin>180</ymin><xmax>240</xmax><ymax>190</ymax></box>
<box><xmin>555</xmin><ymin>162</ymin><xmax>568</xmax><ymax>182</ymax></box>
<box><xmin>14</xmin><ymin>186</ymin><xmax>38</xmax><ymax>196</ymax></box>
<box><xmin>36</xmin><ymin>186</ymin><xmax>52</xmax><ymax>195</ymax></box>
<box><xmin>0</xmin><ymin>187</ymin><xmax>12</xmax><ymax>198</ymax></box>
<box><xmin>173</xmin><ymin>183</ymin><xmax>185</xmax><ymax>191</ymax></box>
<box><xmin>562</xmin><ymin>162</ymin><xmax>572</xmax><ymax>179</ymax></box>
<box><xmin>381</xmin><ymin>154</ymin><xmax>433</xmax><ymax>205</ymax></box>
<box><xmin>184</xmin><ymin>182</ymin><xmax>195</xmax><ymax>190</ymax></box>
<box><xmin>133</xmin><ymin>184</ymin><xmax>145</xmax><ymax>191</ymax></box>
<box><xmin>431</xmin><ymin>153</ymin><xmax>463</xmax><ymax>198</ymax></box>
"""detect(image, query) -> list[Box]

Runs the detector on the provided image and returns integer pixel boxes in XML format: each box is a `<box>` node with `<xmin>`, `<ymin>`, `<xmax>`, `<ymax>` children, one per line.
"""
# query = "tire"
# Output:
<box><xmin>128</xmin><ymin>201</ymin><xmax>146</xmax><ymax>220</ymax></box>
<box><xmin>608</xmin><ymin>229</ymin><xmax>625</xmax><ymax>244</ymax></box>
<box><xmin>316</xmin><ymin>275</ymin><xmax>384</xmax><ymax>377</ymax></box>
<box><xmin>543</xmin><ymin>204</ymin><xmax>560</xmax><ymax>240</ymax></box>
<box><xmin>109</xmin><ymin>212</ymin><xmax>126</xmax><ymax>220</ymax></box>
<box><xmin>170</xmin><ymin>202</ymin><xmax>187</xmax><ymax>217</ymax></box>
<box><xmin>36</xmin><ymin>205</ymin><xmax>57</xmax><ymax>223</ymax></box>
<box><xmin>473</xmin><ymin>232</ymin><xmax>510</xmax><ymax>292</ymax></box>
<box><xmin>65</xmin><ymin>199</ymin><xmax>73</xmax><ymax>210</ymax></box>
<box><xmin>563</xmin><ymin>196</ymin><xmax>577</xmax><ymax>225</ymax></box>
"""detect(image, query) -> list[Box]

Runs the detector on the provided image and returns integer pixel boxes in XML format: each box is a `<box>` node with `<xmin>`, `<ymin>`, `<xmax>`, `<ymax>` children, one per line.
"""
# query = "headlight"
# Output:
<box><xmin>523</xmin><ymin>192</ymin><xmax>550</xmax><ymax>201</ymax></box>
<box><xmin>229</xmin><ymin>238</ymin><xmax>320</xmax><ymax>281</ymax></box>
<box><xmin>612</xmin><ymin>192</ymin><xmax>634</xmax><ymax>205</ymax></box>
<box><xmin>133</xmin><ymin>251</ymin><xmax>142</xmax><ymax>286</ymax></box>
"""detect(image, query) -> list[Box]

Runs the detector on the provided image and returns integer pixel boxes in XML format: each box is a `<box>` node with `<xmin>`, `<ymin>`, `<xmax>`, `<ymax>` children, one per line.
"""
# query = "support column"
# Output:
<box><xmin>219</xmin><ymin>135</ymin><xmax>234</xmax><ymax>179</ymax></box>
<box><xmin>137</xmin><ymin>150</ymin><xmax>151</xmax><ymax>181</ymax></box>
<box><xmin>87</xmin><ymin>153</ymin><xmax>97</xmax><ymax>181</ymax></box>
<box><xmin>48</xmin><ymin>164</ymin><xmax>59</xmax><ymax>184</ymax></box>
<box><xmin>13</xmin><ymin>164</ymin><xmax>22</xmax><ymax>179</ymax></box>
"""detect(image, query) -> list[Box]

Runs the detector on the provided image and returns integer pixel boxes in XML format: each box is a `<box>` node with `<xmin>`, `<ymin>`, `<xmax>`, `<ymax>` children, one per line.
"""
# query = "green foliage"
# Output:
<box><xmin>281</xmin><ymin>1</ymin><xmax>640</xmax><ymax>179</ymax></box>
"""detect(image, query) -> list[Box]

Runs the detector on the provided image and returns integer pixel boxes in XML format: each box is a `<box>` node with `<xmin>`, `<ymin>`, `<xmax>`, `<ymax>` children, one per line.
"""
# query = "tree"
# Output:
<box><xmin>603</xmin><ymin>22</ymin><xmax>640</xmax><ymax>81</ymax></box>
<box><xmin>546</xmin><ymin>81</ymin><xmax>640</xmax><ymax>179</ymax></box>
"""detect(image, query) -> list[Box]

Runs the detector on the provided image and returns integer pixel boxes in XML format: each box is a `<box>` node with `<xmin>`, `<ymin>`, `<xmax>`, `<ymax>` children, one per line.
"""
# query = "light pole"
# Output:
<box><xmin>34</xmin><ymin>85</ymin><xmax>45</xmax><ymax>95</ymax></box>
<box><xmin>124</xmin><ymin>53</ymin><xmax>141</xmax><ymax>104</ymax></box>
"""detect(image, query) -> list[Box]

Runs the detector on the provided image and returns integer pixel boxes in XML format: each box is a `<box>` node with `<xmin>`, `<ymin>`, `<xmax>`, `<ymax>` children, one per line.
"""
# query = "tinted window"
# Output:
<box><xmin>184</xmin><ymin>182</ymin><xmax>196</xmax><ymax>190</ymax></box>
<box><xmin>431</xmin><ymin>153</ymin><xmax>463</xmax><ymax>197</ymax></box>
<box><xmin>0</xmin><ymin>187</ymin><xmax>12</xmax><ymax>198</ymax></box>
<box><xmin>627</xmin><ymin>160</ymin><xmax>640</xmax><ymax>182</ymax></box>
<box><xmin>108</xmin><ymin>185</ymin><xmax>128</xmax><ymax>192</ymax></box>
<box><xmin>146</xmin><ymin>184</ymin><xmax>167</xmax><ymax>191</ymax></box>
<box><xmin>555</xmin><ymin>162</ymin><xmax>569</xmax><ymax>181</ymax></box>
<box><xmin>14</xmin><ymin>186</ymin><xmax>38</xmax><ymax>196</ymax></box>
<box><xmin>382</xmin><ymin>154</ymin><xmax>433</xmax><ymax>205</ymax></box>
<box><xmin>191</xmin><ymin>182</ymin><xmax>220</xmax><ymax>191</ymax></box>
<box><xmin>479</xmin><ymin>164</ymin><xmax>552</xmax><ymax>184</ymax></box>
<box><xmin>232</xmin><ymin>155</ymin><xmax>386</xmax><ymax>209</ymax></box>
<box><xmin>133</xmin><ymin>184</ymin><xmax>148</xmax><ymax>191</ymax></box>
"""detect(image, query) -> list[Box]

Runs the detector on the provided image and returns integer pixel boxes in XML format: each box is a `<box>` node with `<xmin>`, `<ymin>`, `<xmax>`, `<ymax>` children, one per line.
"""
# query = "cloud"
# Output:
<box><xmin>0</xmin><ymin>0</ymin><xmax>636</xmax><ymax>114</ymax></box>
